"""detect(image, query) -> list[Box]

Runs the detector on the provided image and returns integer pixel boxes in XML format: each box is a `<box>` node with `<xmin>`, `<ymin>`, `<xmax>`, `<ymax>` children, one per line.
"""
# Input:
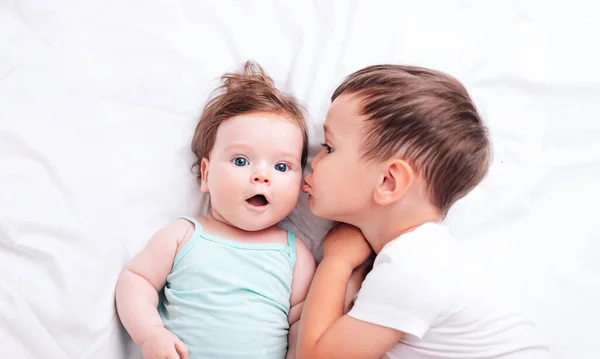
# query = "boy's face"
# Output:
<box><xmin>303</xmin><ymin>94</ymin><xmax>380</xmax><ymax>224</ymax></box>
<box><xmin>202</xmin><ymin>113</ymin><xmax>303</xmax><ymax>231</ymax></box>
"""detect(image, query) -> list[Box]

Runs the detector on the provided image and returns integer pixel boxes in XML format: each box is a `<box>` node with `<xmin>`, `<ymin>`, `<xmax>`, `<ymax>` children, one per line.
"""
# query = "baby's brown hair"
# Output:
<box><xmin>333</xmin><ymin>65</ymin><xmax>491</xmax><ymax>215</ymax></box>
<box><xmin>192</xmin><ymin>61</ymin><xmax>309</xmax><ymax>183</ymax></box>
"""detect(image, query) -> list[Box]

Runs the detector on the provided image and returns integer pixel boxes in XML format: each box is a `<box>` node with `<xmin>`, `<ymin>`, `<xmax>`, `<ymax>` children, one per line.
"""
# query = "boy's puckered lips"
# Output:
<box><xmin>302</xmin><ymin>176</ymin><xmax>312</xmax><ymax>193</ymax></box>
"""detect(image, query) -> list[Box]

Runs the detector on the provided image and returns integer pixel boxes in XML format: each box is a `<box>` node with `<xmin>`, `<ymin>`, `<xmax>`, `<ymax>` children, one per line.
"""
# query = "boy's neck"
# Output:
<box><xmin>358</xmin><ymin>203</ymin><xmax>442</xmax><ymax>254</ymax></box>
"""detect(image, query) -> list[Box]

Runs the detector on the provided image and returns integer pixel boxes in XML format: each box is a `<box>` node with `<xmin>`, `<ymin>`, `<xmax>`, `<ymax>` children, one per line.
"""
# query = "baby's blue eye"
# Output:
<box><xmin>233</xmin><ymin>157</ymin><xmax>248</xmax><ymax>167</ymax></box>
<box><xmin>275</xmin><ymin>163</ymin><xmax>288</xmax><ymax>172</ymax></box>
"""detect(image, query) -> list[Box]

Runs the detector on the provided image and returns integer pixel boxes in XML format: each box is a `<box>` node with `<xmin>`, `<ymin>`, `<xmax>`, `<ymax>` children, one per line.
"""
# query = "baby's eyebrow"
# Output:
<box><xmin>277</xmin><ymin>151</ymin><xmax>302</xmax><ymax>163</ymax></box>
<box><xmin>224</xmin><ymin>143</ymin><xmax>300</xmax><ymax>162</ymax></box>
<box><xmin>224</xmin><ymin>143</ymin><xmax>253</xmax><ymax>152</ymax></box>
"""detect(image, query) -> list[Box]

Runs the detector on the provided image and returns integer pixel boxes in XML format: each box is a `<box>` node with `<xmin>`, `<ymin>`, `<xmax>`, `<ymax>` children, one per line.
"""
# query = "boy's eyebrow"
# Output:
<box><xmin>324</xmin><ymin>124</ymin><xmax>336</xmax><ymax>140</ymax></box>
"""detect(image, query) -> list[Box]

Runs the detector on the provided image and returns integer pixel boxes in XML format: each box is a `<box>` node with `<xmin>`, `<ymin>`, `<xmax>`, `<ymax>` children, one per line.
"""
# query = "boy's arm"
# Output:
<box><xmin>297</xmin><ymin>225</ymin><xmax>404</xmax><ymax>359</ymax></box>
<box><xmin>286</xmin><ymin>237</ymin><xmax>316</xmax><ymax>359</ymax></box>
<box><xmin>115</xmin><ymin>219</ymin><xmax>193</xmax><ymax>345</ymax></box>
<box><xmin>343</xmin><ymin>256</ymin><xmax>374</xmax><ymax>313</ymax></box>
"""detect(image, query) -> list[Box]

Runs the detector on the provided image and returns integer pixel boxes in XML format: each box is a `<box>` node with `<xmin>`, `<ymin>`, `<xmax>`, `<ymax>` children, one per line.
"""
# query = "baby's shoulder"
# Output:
<box><xmin>261</xmin><ymin>226</ymin><xmax>292</xmax><ymax>245</ymax></box>
<box><xmin>277</xmin><ymin>228</ymin><xmax>314</xmax><ymax>270</ymax></box>
<box><xmin>176</xmin><ymin>215</ymin><xmax>224</xmax><ymax>236</ymax></box>
<box><xmin>163</xmin><ymin>216</ymin><xmax>202</xmax><ymax>251</ymax></box>
<box><xmin>270</xmin><ymin>227</ymin><xmax>310</xmax><ymax>253</ymax></box>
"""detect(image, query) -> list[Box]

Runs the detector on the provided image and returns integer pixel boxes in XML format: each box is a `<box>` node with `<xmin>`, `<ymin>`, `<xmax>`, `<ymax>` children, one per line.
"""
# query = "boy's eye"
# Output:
<box><xmin>233</xmin><ymin>157</ymin><xmax>248</xmax><ymax>167</ymax></box>
<box><xmin>320</xmin><ymin>143</ymin><xmax>334</xmax><ymax>154</ymax></box>
<box><xmin>275</xmin><ymin>163</ymin><xmax>288</xmax><ymax>172</ymax></box>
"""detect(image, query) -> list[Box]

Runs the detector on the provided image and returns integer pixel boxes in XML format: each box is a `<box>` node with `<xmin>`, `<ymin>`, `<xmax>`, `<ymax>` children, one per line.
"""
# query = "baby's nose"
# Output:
<box><xmin>252</xmin><ymin>173</ymin><xmax>270</xmax><ymax>185</ymax></box>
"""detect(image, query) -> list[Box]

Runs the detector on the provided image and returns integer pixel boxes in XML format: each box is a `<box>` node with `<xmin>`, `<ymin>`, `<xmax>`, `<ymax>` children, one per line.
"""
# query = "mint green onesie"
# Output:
<box><xmin>159</xmin><ymin>216</ymin><xmax>296</xmax><ymax>358</ymax></box>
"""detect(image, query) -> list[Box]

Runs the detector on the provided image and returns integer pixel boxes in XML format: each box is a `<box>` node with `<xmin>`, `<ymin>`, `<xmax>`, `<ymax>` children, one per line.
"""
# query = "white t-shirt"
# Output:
<box><xmin>347</xmin><ymin>223</ymin><xmax>550</xmax><ymax>359</ymax></box>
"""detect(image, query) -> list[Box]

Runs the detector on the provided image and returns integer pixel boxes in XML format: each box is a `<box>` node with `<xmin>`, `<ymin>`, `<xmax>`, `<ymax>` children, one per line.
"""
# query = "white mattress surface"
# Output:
<box><xmin>1</xmin><ymin>1</ymin><xmax>599</xmax><ymax>358</ymax></box>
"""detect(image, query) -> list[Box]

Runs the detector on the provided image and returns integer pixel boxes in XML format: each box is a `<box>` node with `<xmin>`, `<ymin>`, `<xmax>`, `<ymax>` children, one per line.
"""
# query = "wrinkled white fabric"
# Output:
<box><xmin>0</xmin><ymin>1</ymin><xmax>598</xmax><ymax>358</ymax></box>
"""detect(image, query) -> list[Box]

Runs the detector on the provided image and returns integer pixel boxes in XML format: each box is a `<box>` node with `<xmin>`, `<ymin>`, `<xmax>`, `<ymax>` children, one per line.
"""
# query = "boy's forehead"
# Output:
<box><xmin>325</xmin><ymin>93</ymin><xmax>365</xmax><ymax>134</ymax></box>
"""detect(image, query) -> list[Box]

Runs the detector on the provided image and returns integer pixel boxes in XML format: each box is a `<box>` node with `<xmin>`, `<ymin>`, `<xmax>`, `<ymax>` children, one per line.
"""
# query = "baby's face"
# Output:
<box><xmin>303</xmin><ymin>94</ymin><xmax>380</xmax><ymax>224</ymax></box>
<box><xmin>202</xmin><ymin>113</ymin><xmax>303</xmax><ymax>231</ymax></box>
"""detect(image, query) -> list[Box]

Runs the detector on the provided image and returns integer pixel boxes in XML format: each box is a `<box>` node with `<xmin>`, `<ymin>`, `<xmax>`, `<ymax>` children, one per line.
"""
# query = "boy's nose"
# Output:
<box><xmin>310</xmin><ymin>152</ymin><xmax>321</xmax><ymax>170</ymax></box>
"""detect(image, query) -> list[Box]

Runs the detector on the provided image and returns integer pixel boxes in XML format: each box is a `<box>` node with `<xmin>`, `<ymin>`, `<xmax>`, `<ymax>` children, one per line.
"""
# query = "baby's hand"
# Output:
<box><xmin>140</xmin><ymin>327</ymin><xmax>188</xmax><ymax>359</ymax></box>
<box><xmin>323</xmin><ymin>223</ymin><xmax>372</xmax><ymax>270</ymax></box>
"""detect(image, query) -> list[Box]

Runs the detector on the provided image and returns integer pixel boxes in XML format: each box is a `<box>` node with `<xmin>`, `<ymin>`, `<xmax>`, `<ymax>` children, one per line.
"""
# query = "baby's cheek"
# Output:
<box><xmin>276</xmin><ymin>184</ymin><xmax>300</xmax><ymax>209</ymax></box>
<box><xmin>210</xmin><ymin>181</ymin><xmax>238</xmax><ymax>210</ymax></box>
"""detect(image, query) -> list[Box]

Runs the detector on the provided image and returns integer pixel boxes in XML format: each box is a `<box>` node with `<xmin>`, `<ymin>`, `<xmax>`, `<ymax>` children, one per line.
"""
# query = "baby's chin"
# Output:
<box><xmin>228</xmin><ymin>214</ymin><xmax>286</xmax><ymax>232</ymax></box>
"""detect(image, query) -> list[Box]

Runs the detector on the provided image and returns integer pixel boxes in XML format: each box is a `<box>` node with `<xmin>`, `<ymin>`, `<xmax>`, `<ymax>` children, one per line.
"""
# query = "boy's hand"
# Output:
<box><xmin>323</xmin><ymin>223</ymin><xmax>372</xmax><ymax>270</ymax></box>
<box><xmin>140</xmin><ymin>327</ymin><xmax>188</xmax><ymax>359</ymax></box>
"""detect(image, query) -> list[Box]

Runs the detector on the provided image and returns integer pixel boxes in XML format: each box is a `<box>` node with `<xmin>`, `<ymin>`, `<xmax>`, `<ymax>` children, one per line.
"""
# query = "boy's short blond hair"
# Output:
<box><xmin>333</xmin><ymin>65</ymin><xmax>491</xmax><ymax>215</ymax></box>
<box><xmin>192</xmin><ymin>61</ymin><xmax>309</xmax><ymax>183</ymax></box>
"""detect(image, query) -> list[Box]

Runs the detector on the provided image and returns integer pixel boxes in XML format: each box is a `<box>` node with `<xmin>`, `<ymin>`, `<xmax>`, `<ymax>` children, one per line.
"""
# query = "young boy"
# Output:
<box><xmin>297</xmin><ymin>65</ymin><xmax>550</xmax><ymax>359</ymax></box>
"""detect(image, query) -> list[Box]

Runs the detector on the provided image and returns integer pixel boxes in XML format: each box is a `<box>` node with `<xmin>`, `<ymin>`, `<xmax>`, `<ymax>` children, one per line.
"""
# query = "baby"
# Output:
<box><xmin>116</xmin><ymin>61</ymin><xmax>316</xmax><ymax>359</ymax></box>
<box><xmin>297</xmin><ymin>64</ymin><xmax>550</xmax><ymax>359</ymax></box>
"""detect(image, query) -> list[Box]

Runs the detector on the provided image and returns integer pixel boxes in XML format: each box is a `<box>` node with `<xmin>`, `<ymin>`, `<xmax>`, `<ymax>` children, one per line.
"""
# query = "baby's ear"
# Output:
<box><xmin>373</xmin><ymin>159</ymin><xmax>414</xmax><ymax>205</ymax></box>
<box><xmin>200</xmin><ymin>158</ymin><xmax>210</xmax><ymax>193</ymax></box>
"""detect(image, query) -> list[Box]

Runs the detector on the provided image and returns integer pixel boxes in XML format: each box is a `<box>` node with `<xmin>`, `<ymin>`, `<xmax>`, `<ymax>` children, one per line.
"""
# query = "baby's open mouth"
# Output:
<box><xmin>246</xmin><ymin>194</ymin><xmax>269</xmax><ymax>207</ymax></box>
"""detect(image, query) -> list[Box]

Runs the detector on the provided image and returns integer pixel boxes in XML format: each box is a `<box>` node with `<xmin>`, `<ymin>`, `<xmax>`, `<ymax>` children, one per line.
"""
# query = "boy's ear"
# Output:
<box><xmin>374</xmin><ymin>159</ymin><xmax>414</xmax><ymax>205</ymax></box>
<box><xmin>200</xmin><ymin>158</ymin><xmax>210</xmax><ymax>193</ymax></box>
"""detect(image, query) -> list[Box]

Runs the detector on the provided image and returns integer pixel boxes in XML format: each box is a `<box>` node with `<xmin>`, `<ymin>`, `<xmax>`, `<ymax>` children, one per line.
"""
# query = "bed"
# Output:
<box><xmin>1</xmin><ymin>1</ymin><xmax>598</xmax><ymax>358</ymax></box>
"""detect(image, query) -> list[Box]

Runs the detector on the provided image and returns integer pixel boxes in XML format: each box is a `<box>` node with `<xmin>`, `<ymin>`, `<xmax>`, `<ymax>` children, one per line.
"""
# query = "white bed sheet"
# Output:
<box><xmin>1</xmin><ymin>0</ymin><xmax>599</xmax><ymax>358</ymax></box>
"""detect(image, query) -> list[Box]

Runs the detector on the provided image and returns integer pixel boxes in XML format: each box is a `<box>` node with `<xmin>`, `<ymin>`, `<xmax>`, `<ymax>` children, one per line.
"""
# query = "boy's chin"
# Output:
<box><xmin>307</xmin><ymin>198</ymin><xmax>337</xmax><ymax>221</ymax></box>
<box><xmin>307</xmin><ymin>195</ymin><xmax>319</xmax><ymax>215</ymax></box>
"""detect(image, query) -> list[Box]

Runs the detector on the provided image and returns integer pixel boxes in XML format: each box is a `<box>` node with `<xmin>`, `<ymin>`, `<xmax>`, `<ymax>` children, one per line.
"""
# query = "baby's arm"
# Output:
<box><xmin>286</xmin><ymin>238</ymin><xmax>316</xmax><ymax>359</ymax></box>
<box><xmin>115</xmin><ymin>219</ymin><xmax>193</xmax><ymax>358</ymax></box>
